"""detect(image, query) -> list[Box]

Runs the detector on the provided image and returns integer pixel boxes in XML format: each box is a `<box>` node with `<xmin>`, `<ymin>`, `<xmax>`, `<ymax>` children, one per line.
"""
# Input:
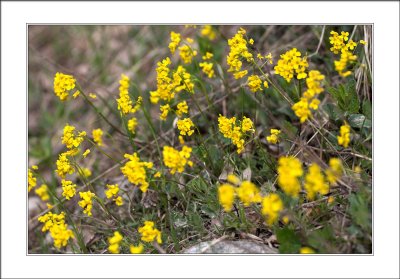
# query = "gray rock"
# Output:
<box><xmin>183</xmin><ymin>240</ymin><xmax>278</xmax><ymax>254</ymax></box>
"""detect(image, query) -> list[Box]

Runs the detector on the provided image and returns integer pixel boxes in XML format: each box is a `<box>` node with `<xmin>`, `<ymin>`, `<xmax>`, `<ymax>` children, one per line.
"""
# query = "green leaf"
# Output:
<box><xmin>323</xmin><ymin>103</ymin><xmax>343</xmax><ymax>121</ymax></box>
<box><xmin>276</xmin><ymin>227</ymin><xmax>301</xmax><ymax>254</ymax></box>
<box><xmin>348</xmin><ymin>114</ymin><xmax>372</xmax><ymax>129</ymax></box>
<box><xmin>349</xmin><ymin>193</ymin><xmax>371</xmax><ymax>231</ymax></box>
<box><xmin>362</xmin><ymin>100</ymin><xmax>372</xmax><ymax>120</ymax></box>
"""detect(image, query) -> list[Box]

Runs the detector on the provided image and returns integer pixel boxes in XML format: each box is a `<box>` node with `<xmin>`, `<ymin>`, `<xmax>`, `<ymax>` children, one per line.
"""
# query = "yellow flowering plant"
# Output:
<box><xmin>29</xmin><ymin>25</ymin><xmax>372</xmax><ymax>255</ymax></box>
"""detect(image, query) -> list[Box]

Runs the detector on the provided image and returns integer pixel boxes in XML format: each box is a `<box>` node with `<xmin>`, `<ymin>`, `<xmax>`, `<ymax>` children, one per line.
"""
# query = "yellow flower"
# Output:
<box><xmin>73</xmin><ymin>90</ymin><xmax>81</xmax><ymax>99</ymax></box>
<box><xmin>199</xmin><ymin>61</ymin><xmax>215</xmax><ymax>78</ymax></box>
<box><xmin>114</xmin><ymin>196</ymin><xmax>123</xmax><ymax>206</ymax></box>
<box><xmin>138</xmin><ymin>221</ymin><xmax>162</xmax><ymax>244</ymax></box>
<box><xmin>277</xmin><ymin>156</ymin><xmax>303</xmax><ymax>198</ymax></box>
<box><xmin>178</xmin><ymin>135</ymin><xmax>185</xmax><ymax>144</ymax></box>
<box><xmin>227</xmin><ymin>28</ymin><xmax>254</xmax><ymax>79</ymax></box>
<box><xmin>247</xmin><ymin>75</ymin><xmax>262</xmax><ymax>93</ymax></box>
<box><xmin>201</xmin><ymin>25</ymin><xmax>216</xmax><ymax>40</ymax></box>
<box><xmin>261</xmin><ymin>193</ymin><xmax>283</xmax><ymax>225</ymax></box>
<box><xmin>61</xmin><ymin>124</ymin><xmax>86</xmax><ymax>150</ymax></box>
<box><xmin>108</xmin><ymin>231</ymin><xmax>123</xmax><ymax>254</ymax></box>
<box><xmin>282</xmin><ymin>215</ymin><xmax>290</xmax><ymax>224</ymax></box>
<box><xmin>159</xmin><ymin>104</ymin><xmax>170</xmax><ymax>120</ymax></box>
<box><xmin>202</xmin><ymin>52</ymin><xmax>214</xmax><ymax>60</ymax></box>
<box><xmin>265</xmin><ymin>53</ymin><xmax>273</xmax><ymax>64</ymax></box>
<box><xmin>61</xmin><ymin>179</ymin><xmax>76</xmax><ymax>200</ymax></box>
<box><xmin>28</xmin><ymin>166</ymin><xmax>37</xmax><ymax>192</ymax></box>
<box><xmin>218</xmin><ymin>115</ymin><xmax>255</xmax><ymax>154</ymax></box>
<box><xmin>327</xmin><ymin>196</ymin><xmax>335</xmax><ymax>204</ymax></box>
<box><xmin>121</xmin><ymin>153</ymin><xmax>153</xmax><ymax>192</ymax></box>
<box><xmin>35</xmin><ymin>184</ymin><xmax>50</xmax><ymax>201</ymax></box>
<box><xmin>162</xmin><ymin>146</ymin><xmax>193</xmax><ymax>174</ymax></box>
<box><xmin>227</xmin><ymin>174</ymin><xmax>240</xmax><ymax>185</ymax></box>
<box><xmin>292</xmin><ymin>98</ymin><xmax>311</xmax><ymax>123</ymax></box>
<box><xmin>236</xmin><ymin>181</ymin><xmax>262</xmax><ymax>206</ymax></box>
<box><xmin>78</xmin><ymin>191</ymin><xmax>95</xmax><ymax>216</ymax></box>
<box><xmin>179</xmin><ymin>45</ymin><xmax>197</xmax><ymax>64</ymax></box>
<box><xmin>89</xmin><ymin>93</ymin><xmax>97</xmax><ymax>99</ymax></box>
<box><xmin>53</xmin><ymin>72</ymin><xmax>76</xmax><ymax>101</ymax></box>
<box><xmin>150</xmin><ymin>57</ymin><xmax>173</xmax><ymax>104</ymax></box>
<box><xmin>329</xmin><ymin>31</ymin><xmax>349</xmax><ymax>54</ymax></box>
<box><xmin>266</xmin><ymin>129</ymin><xmax>281</xmax><ymax>144</ymax></box>
<box><xmin>359</xmin><ymin>39</ymin><xmax>367</xmax><ymax>45</ymax></box>
<box><xmin>116</xmin><ymin>74</ymin><xmax>142</xmax><ymax>114</ymax></box>
<box><xmin>337</xmin><ymin>122</ymin><xmax>351</xmax><ymax>148</ymax></box>
<box><xmin>303</xmin><ymin>70</ymin><xmax>325</xmax><ymax>99</ymax></box>
<box><xmin>92</xmin><ymin>128</ymin><xmax>103</xmax><ymax>146</ymax></box>
<box><xmin>82</xmin><ymin>149</ymin><xmax>90</xmax><ymax>158</ymax></box>
<box><xmin>309</xmin><ymin>98</ymin><xmax>320</xmax><ymax>110</ymax></box>
<box><xmin>300</xmin><ymin>247</ymin><xmax>315</xmax><ymax>254</ymax></box>
<box><xmin>325</xmin><ymin>158</ymin><xmax>343</xmax><ymax>184</ymax></box>
<box><xmin>154</xmin><ymin>171</ymin><xmax>161</xmax><ymax>178</ymax></box>
<box><xmin>55</xmin><ymin>151</ymin><xmax>75</xmax><ymax>178</ymax></box>
<box><xmin>263</xmin><ymin>81</ymin><xmax>269</xmax><ymax>88</ymax></box>
<box><xmin>105</xmin><ymin>184</ymin><xmax>119</xmax><ymax>199</ymax></box>
<box><xmin>304</xmin><ymin>163</ymin><xmax>329</xmax><ymax>200</ymax></box>
<box><xmin>169</xmin><ymin>31</ymin><xmax>181</xmax><ymax>54</ymax></box>
<box><xmin>274</xmin><ymin>48</ymin><xmax>308</xmax><ymax>82</ymax></box>
<box><xmin>218</xmin><ymin>183</ymin><xmax>236</xmax><ymax>212</ymax></box>
<box><xmin>130</xmin><ymin>243</ymin><xmax>144</xmax><ymax>254</ymax></box>
<box><xmin>38</xmin><ymin>212</ymin><xmax>74</xmax><ymax>249</ymax></box>
<box><xmin>128</xmin><ymin>117</ymin><xmax>138</xmax><ymax>134</ymax></box>
<box><xmin>176</xmin><ymin>101</ymin><xmax>189</xmax><ymax>117</ymax></box>
<box><xmin>177</xmin><ymin>118</ymin><xmax>195</xmax><ymax>136</ymax></box>
<box><xmin>82</xmin><ymin>168</ymin><xmax>92</xmax><ymax>177</ymax></box>
<box><xmin>248</xmin><ymin>38</ymin><xmax>254</xmax><ymax>45</ymax></box>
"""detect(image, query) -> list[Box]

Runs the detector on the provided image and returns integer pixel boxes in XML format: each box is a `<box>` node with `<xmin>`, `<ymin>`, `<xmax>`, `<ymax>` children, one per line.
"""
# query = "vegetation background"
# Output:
<box><xmin>28</xmin><ymin>25</ymin><xmax>372</xmax><ymax>254</ymax></box>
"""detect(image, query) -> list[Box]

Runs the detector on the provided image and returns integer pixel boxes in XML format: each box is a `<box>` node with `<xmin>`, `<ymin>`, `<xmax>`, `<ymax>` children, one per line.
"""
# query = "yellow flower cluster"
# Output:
<box><xmin>138</xmin><ymin>221</ymin><xmax>162</xmax><ymax>244</ymax></box>
<box><xmin>108</xmin><ymin>231</ymin><xmax>123</xmax><ymax>254</ymax></box>
<box><xmin>266</xmin><ymin>129</ymin><xmax>281</xmax><ymax>144</ymax></box>
<box><xmin>329</xmin><ymin>31</ymin><xmax>349</xmax><ymax>54</ymax></box>
<box><xmin>218</xmin><ymin>184</ymin><xmax>236</xmax><ymax>212</ymax></box>
<box><xmin>201</xmin><ymin>25</ymin><xmax>216</xmax><ymax>40</ymax></box>
<box><xmin>128</xmin><ymin>117</ymin><xmax>138</xmax><ymax>134</ymax></box>
<box><xmin>61</xmin><ymin>124</ymin><xmax>86</xmax><ymax>150</ymax></box>
<box><xmin>325</xmin><ymin>158</ymin><xmax>343</xmax><ymax>184</ymax></box>
<box><xmin>247</xmin><ymin>75</ymin><xmax>263</xmax><ymax>93</ymax></box>
<box><xmin>162</xmin><ymin>145</ymin><xmax>193</xmax><ymax>174</ymax></box>
<box><xmin>35</xmin><ymin>184</ymin><xmax>50</xmax><ymax>201</ymax></box>
<box><xmin>261</xmin><ymin>193</ymin><xmax>284</xmax><ymax>225</ymax></box>
<box><xmin>61</xmin><ymin>179</ymin><xmax>76</xmax><ymax>200</ymax></box>
<box><xmin>227</xmin><ymin>28</ymin><xmax>254</xmax><ymax>79</ymax></box>
<box><xmin>78</xmin><ymin>191</ymin><xmax>95</xmax><ymax>216</ymax></box>
<box><xmin>292</xmin><ymin>70</ymin><xmax>325</xmax><ymax>123</ymax></box>
<box><xmin>179</xmin><ymin>44</ymin><xmax>198</xmax><ymax>64</ymax></box>
<box><xmin>277</xmin><ymin>156</ymin><xmax>303</xmax><ymax>198</ymax></box>
<box><xmin>329</xmin><ymin>31</ymin><xmax>358</xmax><ymax>77</ymax></box>
<box><xmin>28</xmin><ymin>165</ymin><xmax>38</xmax><ymax>192</ymax></box>
<box><xmin>92</xmin><ymin>128</ymin><xmax>103</xmax><ymax>146</ymax></box>
<box><xmin>116</xmin><ymin>74</ymin><xmax>142</xmax><ymax>115</ymax></box>
<box><xmin>55</xmin><ymin>151</ymin><xmax>75</xmax><ymax>178</ymax></box>
<box><xmin>337</xmin><ymin>122</ymin><xmax>351</xmax><ymax>148</ymax></box>
<box><xmin>130</xmin><ymin>243</ymin><xmax>144</xmax><ymax>254</ymax></box>
<box><xmin>274</xmin><ymin>48</ymin><xmax>308</xmax><ymax>82</ymax></box>
<box><xmin>304</xmin><ymin>164</ymin><xmax>329</xmax><ymax>200</ymax></box>
<box><xmin>177</xmin><ymin>118</ymin><xmax>195</xmax><ymax>136</ymax></box>
<box><xmin>218</xmin><ymin>174</ymin><xmax>283</xmax><ymax>225</ymax></box>
<box><xmin>218</xmin><ymin>115</ymin><xmax>255</xmax><ymax>154</ymax></box>
<box><xmin>176</xmin><ymin>101</ymin><xmax>189</xmax><ymax>117</ymax></box>
<box><xmin>105</xmin><ymin>184</ymin><xmax>123</xmax><ymax>206</ymax></box>
<box><xmin>169</xmin><ymin>31</ymin><xmax>181</xmax><ymax>54</ymax></box>
<box><xmin>120</xmin><ymin>153</ymin><xmax>153</xmax><ymax>192</ymax></box>
<box><xmin>53</xmin><ymin>72</ymin><xmax>76</xmax><ymax>101</ymax></box>
<box><xmin>199</xmin><ymin>61</ymin><xmax>215</xmax><ymax>78</ymax></box>
<box><xmin>150</xmin><ymin>57</ymin><xmax>194</xmax><ymax>121</ymax></box>
<box><xmin>218</xmin><ymin>174</ymin><xmax>262</xmax><ymax>212</ymax></box>
<box><xmin>257</xmin><ymin>52</ymin><xmax>273</xmax><ymax>64</ymax></box>
<box><xmin>277</xmin><ymin>156</ymin><xmax>342</xmax><ymax>200</ymax></box>
<box><xmin>38</xmin><ymin>212</ymin><xmax>74</xmax><ymax>249</ymax></box>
